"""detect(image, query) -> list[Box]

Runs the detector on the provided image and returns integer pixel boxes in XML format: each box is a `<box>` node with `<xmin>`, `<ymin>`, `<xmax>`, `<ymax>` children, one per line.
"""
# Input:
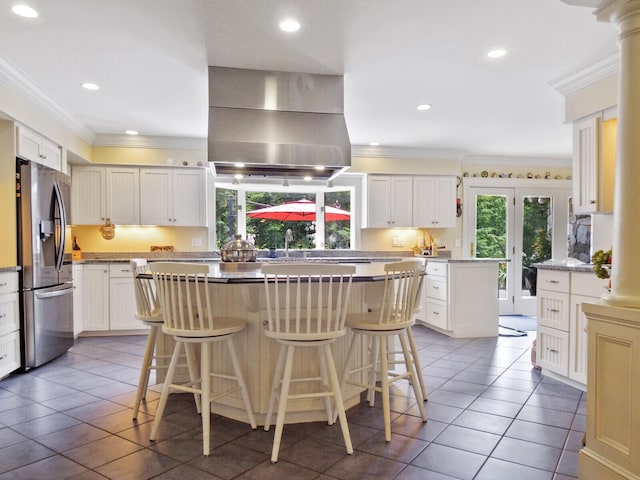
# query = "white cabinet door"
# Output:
<box><xmin>572</xmin><ymin>114</ymin><xmax>600</xmax><ymax>214</ymax></box>
<box><xmin>16</xmin><ymin>125</ymin><xmax>62</xmax><ymax>171</ymax></box>
<box><xmin>106</xmin><ymin>167</ymin><xmax>140</xmax><ymax>225</ymax></box>
<box><xmin>109</xmin><ymin>276</ymin><xmax>140</xmax><ymax>330</ymax></box>
<box><xmin>140</xmin><ymin>168</ymin><xmax>174</xmax><ymax>226</ymax></box>
<box><xmin>72</xmin><ymin>264</ymin><xmax>83</xmax><ymax>336</ymax></box>
<box><xmin>366</xmin><ymin>175</ymin><xmax>413</xmax><ymax>228</ymax></box>
<box><xmin>537</xmin><ymin>325</ymin><xmax>569</xmax><ymax>376</ymax></box>
<box><xmin>82</xmin><ymin>265</ymin><xmax>109</xmax><ymax>331</ymax></box>
<box><xmin>172</xmin><ymin>169</ymin><xmax>207</xmax><ymax>226</ymax></box>
<box><xmin>569</xmin><ymin>294</ymin><xmax>591</xmax><ymax>385</ymax></box>
<box><xmin>72</xmin><ymin>167</ymin><xmax>106</xmax><ymax>225</ymax></box>
<box><xmin>413</xmin><ymin>176</ymin><xmax>456</xmax><ymax>228</ymax></box>
<box><xmin>367</xmin><ymin>176</ymin><xmax>393</xmax><ymax>228</ymax></box>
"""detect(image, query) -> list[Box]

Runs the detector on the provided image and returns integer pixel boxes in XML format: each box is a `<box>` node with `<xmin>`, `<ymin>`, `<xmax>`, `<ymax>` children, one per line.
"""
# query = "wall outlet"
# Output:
<box><xmin>455</xmin><ymin>238</ymin><xmax>461</xmax><ymax>248</ymax></box>
<box><xmin>392</xmin><ymin>237</ymin><xmax>404</xmax><ymax>247</ymax></box>
<box><xmin>192</xmin><ymin>237</ymin><xmax>202</xmax><ymax>247</ymax></box>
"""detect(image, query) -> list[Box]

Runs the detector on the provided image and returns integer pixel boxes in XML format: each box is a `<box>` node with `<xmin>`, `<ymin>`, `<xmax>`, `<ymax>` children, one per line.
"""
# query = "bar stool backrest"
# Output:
<box><xmin>378</xmin><ymin>260</ymin><xmax>425</xmax><ymax>326</ymax></box>
<box><xmin>149</xmin><ymin>262</ymin><xmax>215</xmax><ymax>334</ymax></box>
<box><xmin>130</xmin><ymin>258</ymin><xmax>161</xmax><ymax>320</ymax></box>
<box><xmin>261</xmin><ymin>263</ymin><xmax>355</xmax><ymax>341</ymax></box>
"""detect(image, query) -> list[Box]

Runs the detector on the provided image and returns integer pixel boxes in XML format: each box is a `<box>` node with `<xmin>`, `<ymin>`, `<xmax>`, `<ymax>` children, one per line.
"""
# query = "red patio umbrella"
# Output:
<box><xmin>248</xmin><ymin>199</ymin><xmax>350</xmax><ymax>222</ymax></box>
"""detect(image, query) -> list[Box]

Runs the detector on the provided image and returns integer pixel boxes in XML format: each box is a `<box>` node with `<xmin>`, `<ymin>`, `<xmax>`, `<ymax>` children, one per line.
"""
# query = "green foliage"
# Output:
<box><xmin>475</xmin><ymin>195</ymin><xmax>507</xmax><ymax>258</ymax></box>
<box><xmin>215</xmin><ymin>188</ymin><xmax>351</xmax><ymax>250</ymax></box>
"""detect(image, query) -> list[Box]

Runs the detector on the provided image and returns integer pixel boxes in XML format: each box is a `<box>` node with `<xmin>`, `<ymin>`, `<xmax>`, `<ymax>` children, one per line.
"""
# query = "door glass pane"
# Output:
<box><xmin>521</xmin><ymin>196</ymin><xmax>553</xmax><ymax>297</ymax></box>
<box><xmin>324</xmin><ymin>191</ymin><xmax>351</xmax><ymax>249</ymax></box>
<box><xmin>475</xmin><ymin>195</ymin><xmax>507</xmax><ymax>299</ymax></box>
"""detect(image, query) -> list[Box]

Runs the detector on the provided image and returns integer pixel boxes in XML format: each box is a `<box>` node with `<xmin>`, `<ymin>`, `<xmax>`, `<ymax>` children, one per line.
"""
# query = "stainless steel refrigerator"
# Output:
<box><xmin>17</xmin><ymin>159</ymin><xmax>74</xmax><ymax>369</ymax></box>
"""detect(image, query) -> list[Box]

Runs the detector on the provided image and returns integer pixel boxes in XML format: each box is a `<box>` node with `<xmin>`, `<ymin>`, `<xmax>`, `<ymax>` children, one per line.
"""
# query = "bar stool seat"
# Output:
<box><xmin>339</xmin><ymin>260</ymin><xmax>428</xmax><ymax>442</ymax></box>
<box><xmin>148</xmin><ymin>262</ymin><xmax>256</xmax><ymax>456</ymax></box>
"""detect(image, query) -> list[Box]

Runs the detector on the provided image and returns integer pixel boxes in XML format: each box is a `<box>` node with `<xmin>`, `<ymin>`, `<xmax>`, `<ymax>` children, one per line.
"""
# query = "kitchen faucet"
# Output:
<box><xmin>285</xmin><ymin>229</ymin><xmax>293</xmax><ymax>257</ymax></box>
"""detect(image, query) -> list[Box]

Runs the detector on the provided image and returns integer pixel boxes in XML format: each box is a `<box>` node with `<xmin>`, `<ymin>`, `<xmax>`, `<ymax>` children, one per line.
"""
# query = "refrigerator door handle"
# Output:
<box><xmin>53</xmin><ymin>181</ymin><xmax>67</xmax><ymax>272</ymax></box>
<box><xmin>35</xmin><ymin>286</ymin><xmax>74</xmax><ymax>300</ymax></box>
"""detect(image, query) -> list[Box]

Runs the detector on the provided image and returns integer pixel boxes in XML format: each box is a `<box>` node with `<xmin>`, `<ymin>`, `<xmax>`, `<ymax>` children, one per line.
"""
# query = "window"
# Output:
<box><xmin>215</xmin><ymin>184</ymin><xmax>353</xmax><ymax>250</ymax></box>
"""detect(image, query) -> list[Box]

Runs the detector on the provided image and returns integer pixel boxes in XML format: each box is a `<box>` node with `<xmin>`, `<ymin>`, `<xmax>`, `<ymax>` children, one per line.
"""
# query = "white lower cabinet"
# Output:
<box><xmin>536</xmin><ymin>268</ymin><xmax>608</xmax><ymax>389</ymax></box>
<box><xmin>419</xmin><ymin>260</ymin><xmax>499</xmax><ymax>338</ymax></box>
<box><xmin>81</xmin><ymin>263</ymin><xmax>146</xmax><ymax>333</ymax></box>
<box><xmin>0</xmin><ymin>272</ymin><xmax>20</xmax><ymax>378</ymax></box>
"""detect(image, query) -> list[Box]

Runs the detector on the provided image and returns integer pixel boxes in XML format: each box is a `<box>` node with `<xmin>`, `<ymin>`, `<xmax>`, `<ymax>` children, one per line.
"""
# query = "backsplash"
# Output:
<box><xmin>568</xmin><ymin>214</ymin><xmax>591</xmax><ymax>263</ymax></box>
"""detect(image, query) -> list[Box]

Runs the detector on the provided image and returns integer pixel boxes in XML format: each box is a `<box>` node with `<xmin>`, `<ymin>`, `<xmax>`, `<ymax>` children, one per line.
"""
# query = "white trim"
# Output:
<box><xmin>549</xmin><ymin>52</ymin><xmax>619</xmax><ymax>97</ymax></box>
<box><xmin>462</xmin><ymin>155</ymin><xmax>572</xmax><ymax>167</ymax></box>
<box><xmin>352</xmin><ymin>144</ymin><xmax>467</xmax><ymax>161</ymax></box>
<box><xmin>93</xmin><ymin>133</ymin><xmax>207</xmax><ymax>150</ymax></box>
<box><xmin>463</xmin><ymin>177</ymin><xmax>572</xmax><ymax>189</ymax></box>
<box><xmin>0</xmin><ymin>53</ymin><xmax>95</xmax><ymax>143</ymax></box>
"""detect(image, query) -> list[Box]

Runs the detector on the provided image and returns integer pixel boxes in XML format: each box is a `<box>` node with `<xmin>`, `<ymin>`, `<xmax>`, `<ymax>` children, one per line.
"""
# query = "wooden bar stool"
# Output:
<box><xmin>339</xmin><ymin>260</ymin><xmax>428</xmax><ymax>441</ymax></box>
<box><xmin>148</xmin><ymin>262</ymin><xmax>256</xmax><ymax>456</ymax></box>
<box><xmin>261</xmin><ymin>263</ymin><xmax>355</xmax><ymax>463</ymax></box>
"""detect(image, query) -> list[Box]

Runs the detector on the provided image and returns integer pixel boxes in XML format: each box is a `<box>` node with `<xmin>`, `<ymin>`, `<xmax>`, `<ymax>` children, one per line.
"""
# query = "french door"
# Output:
<box><xmin>463</xmin><ymin>180</ymin><xmax>571</xmax><ymax>315</ymax></box>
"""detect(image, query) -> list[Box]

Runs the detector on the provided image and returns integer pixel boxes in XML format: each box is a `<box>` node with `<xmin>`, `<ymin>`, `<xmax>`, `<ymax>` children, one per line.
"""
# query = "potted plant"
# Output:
<box><xmin>592</xmin><ymin>249</ymin><xmax>612</xmax><ymax>279</ymax></box>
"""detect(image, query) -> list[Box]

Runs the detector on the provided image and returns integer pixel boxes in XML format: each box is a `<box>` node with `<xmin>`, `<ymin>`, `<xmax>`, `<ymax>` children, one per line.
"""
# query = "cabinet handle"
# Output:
<box><xmin>547</xmin><ymin>308</ymin><xmax>560</xmax><ymax>313</ymax></box>
<box><xmin>590</xmin><ymin>200</ymin><xmax>596</xmax><ymax>204</ymax></box>
<box><xmin>432</xmin><ymin>311</ymin><xmax>439</xmax><ymax>315</ymax></box>
<box><xmin>0</xmin><ymin>283</ymin><xmax>6</xmax><ymax>287</ymax></box>
<box><xmin>0</xmin><ymin>313</ymin><xmax>6</xmax><ymax>319</ymax></box>
<box><xmin>432</xmin><ymin>286</ymin><xmax>439</xmax><ymax>290</ymax></box>
<box><xmin>0</xmin><ymin>354</ymin><xmax>6</xmax><ymax>360</ymax></box>
<box><xmin>121</xmin><ymin>269</ymin><xmax>131</xmax><ymax>273</ymax></box>
<box><xmin>545</xmin><ymin>280</ymin><xmax>559</xmax><ymax>284</ymax></box>
<box><xmin>548</xmin><ymin>348</ymin><xmax>559</xmax><ymax>353</ymax></box>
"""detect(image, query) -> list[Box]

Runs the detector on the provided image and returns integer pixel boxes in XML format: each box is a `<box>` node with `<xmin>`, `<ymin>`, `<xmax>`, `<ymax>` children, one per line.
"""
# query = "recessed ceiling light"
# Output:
<box><xmin>234</xmin><ymin>162</ymin><xmax>246</xmax><ymax>168</ymax></box>
<box><xmin>416</xmin><ymin>104</ymin><xmax>432</xmax><ymax>111</ymax></box>
<box><xmin>369</xmin><ymin>142</ymin><xmax>380</xmax><ymax>146</ymax></box>
<box><xmin>314</xmin><ymin>165</ymin><xmax>325</xmax><ymax>171</ymax></box>
<box><xmin>487</xmin><ymin>48</ymin><xmax>508</xmax><ymax>59</ymax></box>
<box><xmin>303</xmin><ymin>175</ymin><xmax>312</xmax><ymax>182</ymax></box>
<box><xmin>279</xmin><ymin>17</ymin><xmax>300</xmax><ymax>33</ymax></box>
<box><xmin>11</xmin><ymin>4</ymin><xmax>38</xmax><ymax>18</ymax></box>
<box><xmin>125</xmin><ymin>130</ymin><xmax>138</xmax><ymax>135</ymax></box>
<box><xmin>234</xmin><ymin>174</ymin><xmax>244</xmax><ymax>179</ymax></box>
<box><xmin>82</xmin><ymin>82</ymin><xmax>100</xmax><ymax>91</ymax></box>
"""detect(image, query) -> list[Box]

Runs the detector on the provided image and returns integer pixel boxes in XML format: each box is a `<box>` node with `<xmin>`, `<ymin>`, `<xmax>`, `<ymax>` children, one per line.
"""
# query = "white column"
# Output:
<box><xmin>597</xmin><ymin>0</ymin><xmax>640</xmax><ymax>308</ymax></box>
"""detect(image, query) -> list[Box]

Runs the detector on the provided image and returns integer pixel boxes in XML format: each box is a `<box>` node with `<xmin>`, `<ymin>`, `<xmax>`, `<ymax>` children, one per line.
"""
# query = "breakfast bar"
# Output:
<box><xmin>152</xmin><ymin>261</ymin><xmax>414</xmax><ymax>426</ymax></box>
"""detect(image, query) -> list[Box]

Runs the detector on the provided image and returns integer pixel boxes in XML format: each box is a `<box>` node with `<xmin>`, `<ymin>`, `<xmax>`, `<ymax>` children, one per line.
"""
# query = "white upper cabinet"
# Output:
<box><xmin>71</xmin><ymin>166</ymin><xmax>140</xmax><ymax>225</ymax></box>
<box><xmin>572</xmin><ymin>114</ymin><xmax>600</xmax><ymax>214</ymax></box>
<box><xmin>412</xmin><ymin>176</ymin><xmax>456</xmax><ymax>228</ymax></box>
<box><xmin>140</xmin><ymin>168</ymin><xmax>207</xmax><ymax>226</ymax></box>
<box><xmin>366</xmin><ymin>175</ymin><xmax>413</xmax><ymax>228</ymax></box>
<box><xmin>16</xmin><ymin>124</ymin><xmax>62</xmax><ymax>171</ymax></box>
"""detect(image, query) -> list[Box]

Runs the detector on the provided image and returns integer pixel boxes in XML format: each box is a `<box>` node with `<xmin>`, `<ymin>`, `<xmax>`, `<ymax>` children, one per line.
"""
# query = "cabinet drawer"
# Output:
<box><xmin>426</xmin><ymin>262</ymin><xmax>447</xmax><ymax>276</ymax></box>
<box><xmin>536</xmin><ymin>325</ymin><xmax>569</xmax><ymax>376</ymax></box>
<box><xmin>571</xmin><ymin>271</ymin><xmax>608</xmax><ymax>298</ymax></box>
<box><xmin>109</xmin><ymin>264</ymin><xmax>134</xmax><ymax>278</ymax></box>
<box><xmin>0</xmin><ymin>331</ymin><xmax>20</xmax><ymax>378</ymax></box>
<box><xmin>425</xmin><ymin>299</ymin><xmax>448</xmax><ymax>330</ymax></box>
<box><xmin>426</xmin><ymin>276</ymin><xmax>447</xmax><ymax>301</ymax></box>
<box><xmin>0</xmin><ymin>272</ymin><xmax>18</xmax><ymax>295</ymax></box>
<box><xmin>537</xmin><ymin>270</ymin><xmax>570</xmax><ymax>293</ymax></box>
<box><xmin>0</xmin><ymin>293</ymin><xmax>19</xmax><ymax>336</ymax></box>
<box><xmin>537</xmin><ymin>290</ymin><xmax>570</xmax><ymax>330</ymax></box>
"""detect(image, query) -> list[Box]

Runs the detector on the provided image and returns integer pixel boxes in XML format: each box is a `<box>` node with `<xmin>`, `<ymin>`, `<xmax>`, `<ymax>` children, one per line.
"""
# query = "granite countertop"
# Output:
<box><xmin>533</xmin><ymin>260</ymin><xmax>595</xmax><ymax>273</ymax></box>
<box><xmin>424</xmin><ymin>257</ymin><xmax>507</xmax><ymax>263</ymax></box>
<box><xmin>72</xmin><ymin>250</ymin><xmax>412</xmax><ymax>264</ymax></box>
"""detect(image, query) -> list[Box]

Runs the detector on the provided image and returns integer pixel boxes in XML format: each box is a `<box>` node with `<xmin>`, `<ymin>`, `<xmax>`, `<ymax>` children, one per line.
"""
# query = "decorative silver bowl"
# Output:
<box><xmin>220</xmin><ymin>234</ymin><xmax>257</xmax><ymax>262</ymax></box>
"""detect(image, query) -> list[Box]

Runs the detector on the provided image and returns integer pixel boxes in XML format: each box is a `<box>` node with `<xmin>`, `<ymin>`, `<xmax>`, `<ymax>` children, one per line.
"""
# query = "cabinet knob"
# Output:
<box><xmin>0</xmin><ymin>313</ymin><xmax>6</xmax><ymax>319</ymax></box>
<box><xmin>590</xmin><ymin>200</ymin><xmax>596</xmax><ymax>204</ymax></box>
<box><xmin>0</xmin><ymin>354</ymin><xmax>6</xmax><ymax>360</ymax></box>
<box><xmin>0</xmin><ymin>282</ymin><xmax>6</xmax><ymax>287</ymax></box>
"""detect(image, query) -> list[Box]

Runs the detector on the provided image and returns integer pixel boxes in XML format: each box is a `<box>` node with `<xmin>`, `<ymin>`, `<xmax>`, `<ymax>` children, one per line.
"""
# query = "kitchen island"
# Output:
<box><xmin>152</xmin><ymin>260</ymin><xmax>423</xmax><ymax>426</ymax></box>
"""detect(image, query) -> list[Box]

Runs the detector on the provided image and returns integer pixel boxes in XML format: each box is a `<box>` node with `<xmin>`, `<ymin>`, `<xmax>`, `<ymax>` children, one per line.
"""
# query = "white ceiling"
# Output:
<box><xmin>0</xmin><ymin>0</ymin><xmax>618</xmax><ymax>161</ymax></box>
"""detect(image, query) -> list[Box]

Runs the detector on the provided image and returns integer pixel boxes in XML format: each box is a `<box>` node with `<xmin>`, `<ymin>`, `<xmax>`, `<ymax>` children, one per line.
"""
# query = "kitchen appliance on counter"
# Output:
<box><xmin>16</xmin><ymin>159</ymin><xmax>74</xmax><ymax>369</ymax></box>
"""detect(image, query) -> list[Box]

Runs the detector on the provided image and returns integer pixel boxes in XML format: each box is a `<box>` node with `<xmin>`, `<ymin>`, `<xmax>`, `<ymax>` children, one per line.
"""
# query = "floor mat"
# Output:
<box><xmin>499</xmin><ymin>315</ymin><xmax>537</xmax><ymax>337</ymax></box>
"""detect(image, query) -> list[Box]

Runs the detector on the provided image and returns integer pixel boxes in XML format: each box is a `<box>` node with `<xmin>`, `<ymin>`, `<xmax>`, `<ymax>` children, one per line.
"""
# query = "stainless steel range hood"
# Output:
<box><xmin>208</xmin><ymin>66</ymin><xmax>351</xmax><ymax>179</ymax></box>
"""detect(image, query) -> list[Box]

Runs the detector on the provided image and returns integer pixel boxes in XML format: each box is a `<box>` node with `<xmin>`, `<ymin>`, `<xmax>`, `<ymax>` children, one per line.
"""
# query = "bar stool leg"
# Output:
<box><xmin>201</xmin><ymin>342</ymin><xmax>211</xmax><ymax>456</ymax></box>
<box><xmin>379</xmin><ymin>335</ymin><xmax>392</xmax><ymax>442</ymax></box>
<box><xmin>271</xmin><ymin>345</ymin><xmax>295</xmax><ymax>463</ymax></box>
<box><xmin>264</xmin><ymin>344</ymin><xmax>287</xmax><ymax>431</ymax></box>
<box><xmin>406</xmin><ymin>326</ymin><xmax>428</xmax><ymax>401</ymax></box>
<box><xmin>323</xmin><ymin>343</ymin><xmax>353</xmax><ymax>454</ymax></box>
<box><xmin>184</xmin><ymin>343</ymin><xmax>202</xmax><ymax>414</ymax></box>
<box><xmin>150</xmin><ymin>340</ymin><xmax>182</xmax><ymax>442</ymax></box>
<box><xmin>226</xmin><ymin>338</ymin><xmax>257</xmax><ymax>429</ymax></box>
<box><xmin>399</xmin><ymin>331</ymin><xmax>427</xmax><ymax>421</ymax></box>
<box><xmin>317</xmin><ymin>345</ymin><xmax>334</xmax><ymax>424</ymax></box>
<box><xmin>133</xmin><ymin>324</ymin><xmax>158</xmax><ymax>419</ymax></box>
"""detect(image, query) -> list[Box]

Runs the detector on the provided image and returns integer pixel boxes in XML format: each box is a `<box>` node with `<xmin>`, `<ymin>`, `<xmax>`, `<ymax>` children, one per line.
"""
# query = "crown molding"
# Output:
<box><xmin>93</xmin><ymin>133</ymin><xmax>207</xmax><ymax>150</ymax></box>
<box><xmin>351</xmin><ymin>144</ymin><xmax>467</xmax><ymax>161</ymax></box>
<box><xmin>549</xmin><ymin>52</ymin><xmax>619</xmax><ymax>96</ymax></box>
<box><xmin>0</xmin><ymin>53</ymin><xmax>95</xmax><ymax>144</ymax></box>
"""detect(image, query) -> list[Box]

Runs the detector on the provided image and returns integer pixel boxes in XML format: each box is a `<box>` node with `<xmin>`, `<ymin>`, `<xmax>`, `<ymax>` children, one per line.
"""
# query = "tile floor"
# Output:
<box><xmin>0</xmin><ymin>325</ymin><xmax>584</xmax><ymax>479</ymax></box>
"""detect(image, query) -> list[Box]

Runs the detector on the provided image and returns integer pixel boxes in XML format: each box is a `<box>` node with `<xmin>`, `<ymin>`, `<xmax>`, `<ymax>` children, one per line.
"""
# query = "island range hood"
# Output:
<box><xmin>208</xmin><ymin>66</ymin><xmax>351</xmax><ymax>179</ymax></box>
